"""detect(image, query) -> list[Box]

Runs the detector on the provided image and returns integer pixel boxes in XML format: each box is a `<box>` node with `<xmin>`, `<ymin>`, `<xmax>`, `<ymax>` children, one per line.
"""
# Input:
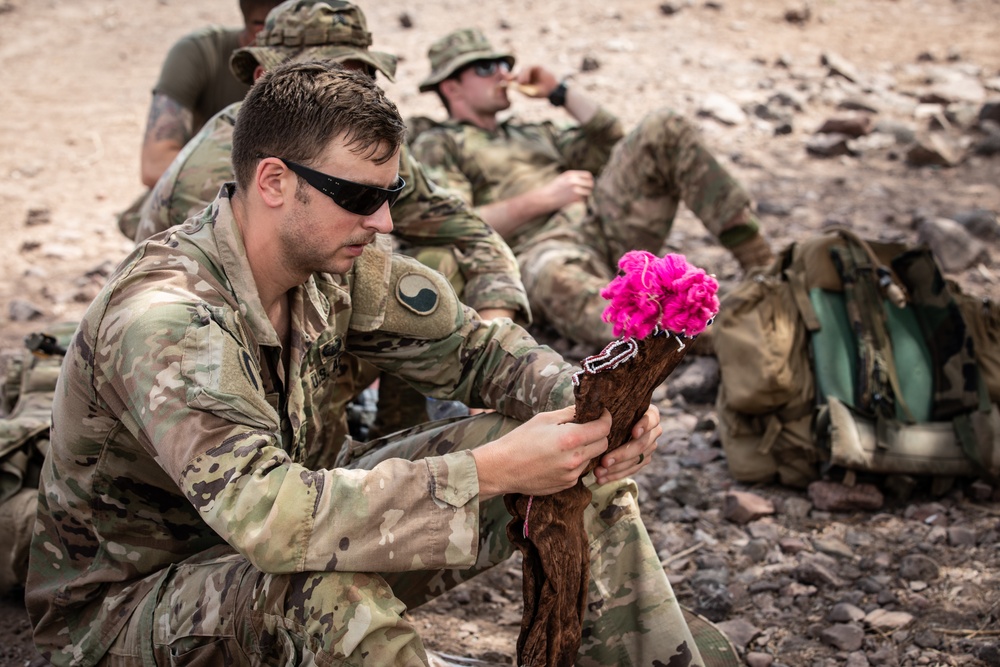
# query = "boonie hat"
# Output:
<box><xmin>417</xmin><ymin>27</ymin><xmax>515</xmax><ymax>93</ymax></box>
<box><xmin>230</xmin><ymin>0</ymin><xmax>397</xmax><ymax>85</ymax></box>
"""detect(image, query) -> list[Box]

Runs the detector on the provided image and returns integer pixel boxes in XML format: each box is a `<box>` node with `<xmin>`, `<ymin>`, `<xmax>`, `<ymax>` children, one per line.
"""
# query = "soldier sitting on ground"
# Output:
<box><xmin>136</xmin><ymin>0</ymin><xmax>528</xmax><ymax>437</ymax></box>
<box><xmin>26</xmin><ymin>59</ymin><xmax>704</xmax><ymax>667</ymax></box>
<box><xmin>118</xmin><ymin>0</ymin><xmax>283</xmax><ymax>239</ymax></box>
<box><xmin>411</xmin><ymin>28</ymin><xmax>775</xmax><ymax>351</ymax></box>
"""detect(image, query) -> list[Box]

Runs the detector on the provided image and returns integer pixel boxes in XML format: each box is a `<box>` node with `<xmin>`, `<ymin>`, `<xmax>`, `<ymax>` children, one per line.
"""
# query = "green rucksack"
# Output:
<box><xmin>715</xmin><ymin>229</ymin><xmax>1000</xmax><ymax>488</ymax></box>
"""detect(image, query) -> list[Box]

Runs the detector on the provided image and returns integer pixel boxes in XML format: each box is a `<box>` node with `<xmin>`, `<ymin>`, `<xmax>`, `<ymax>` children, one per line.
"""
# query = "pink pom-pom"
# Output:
<box><xmin>600</xmin><ymin>251</ymin><xmax>719</xmax><ymax>339</ymax></box>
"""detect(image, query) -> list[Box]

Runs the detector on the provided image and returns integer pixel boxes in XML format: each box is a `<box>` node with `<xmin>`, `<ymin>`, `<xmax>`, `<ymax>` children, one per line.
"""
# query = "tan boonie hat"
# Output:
<box><xmin>230</xmin><ymin>0</ymin><xmax>397</xmax><ymax>86</ymax></box>
<box><xmin>417</xmin><ymin>27</ymin><xmax>515</xmax><ymax>93</ymax></box>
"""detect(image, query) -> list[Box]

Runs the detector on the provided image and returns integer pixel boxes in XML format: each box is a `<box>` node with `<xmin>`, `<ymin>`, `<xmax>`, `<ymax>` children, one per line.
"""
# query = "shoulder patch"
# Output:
<box><xmin>396</xmin><ymin>273</ymin><xmax>439</xmax><ymax>316</ymax></box>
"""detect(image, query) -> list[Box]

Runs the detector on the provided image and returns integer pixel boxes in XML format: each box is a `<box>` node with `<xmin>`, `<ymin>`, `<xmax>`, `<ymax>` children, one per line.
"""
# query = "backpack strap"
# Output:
<box><xmin>830</xmin><ymin>242</ymin><xmax>916</xmax><ymax>425</ymax></box>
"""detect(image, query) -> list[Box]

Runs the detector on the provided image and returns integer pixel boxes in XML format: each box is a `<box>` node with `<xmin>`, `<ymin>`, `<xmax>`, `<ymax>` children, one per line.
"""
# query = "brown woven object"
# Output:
<box><xmin>504</xmin><ymin>330</ymin><xmax>692</xmax><ymax>666</ymax></box>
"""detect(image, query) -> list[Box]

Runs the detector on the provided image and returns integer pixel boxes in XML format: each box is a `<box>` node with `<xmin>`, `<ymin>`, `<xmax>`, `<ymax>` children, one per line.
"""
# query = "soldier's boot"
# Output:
<box><xmin>0</xmin><ymin>488</ymin><xmax>37</xmax><ymax>595</ymax></box>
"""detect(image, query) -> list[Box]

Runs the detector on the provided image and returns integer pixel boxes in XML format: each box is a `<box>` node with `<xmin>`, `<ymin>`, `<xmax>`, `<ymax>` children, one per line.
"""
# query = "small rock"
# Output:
<box><xmin>779</xmin><ymin>537</ymin><xmax>809</xmax><ymax>554</ymax></box>
<box><xmin>821</xmin><ymin>51</ymin><xmax>863</xmax><ymax>83</ymax></box>
<box><xmin>917</xmin><ymin>216</ymin><xmax>989</xmax><ymax>273</ymax></box>
<box><xmin>743</xmin><ymin>538</ymin><xmax>770</xmax><ymax>563</ymax></box>
<box><xmin>747</xmin><ymin>519</ymin><xmax>781</xmax><ymax>541</ymax></box>
<box><xmin>794</xmin><ymin>559</ymin><xmax>846</xmax><ymax>588</ymax></box>
<box><xmin>914</xmin><ymin>629</ymin><xmax>940</xmax><ymax>649</ymax></box>
<box><xmin>666</xmin><ymin>356</ymin><xmax>720</xmax><ymax>405</ymax></box>
<box><xmin>781</xmin><ymin>496</ymin><xmax>813</xmax><ymax>519</ymax></box>
<box><xmin>816</xmin><ymin>115</ymin><xmax>873</xmax><ymax>137</ymax></box>
<box><xmin>828</xmin><ymin>602</ymin><xmax>866</xmax><ymax>623</ymax></box>
<box><xmin>659</xmin><ymin>471</ymin><xmax>710</xmax><ymax>509</ymax></box>
<box><xmin>783</xmin><ymin>4</ymin><xmax>810</xmax><ymax>24</ymax></box>
<box><xmin>899</xmin><ymin>553</ymin><xmax>940</xmax><ymax>581</ymax></box>
<box><xmin>806</xmin><ymin>133</ymin><xmax>856</xmax><ymax>158</ymax></box>
<box><xmin>906</xmin><ymin>134</ymin><xmax>962</xmax><ymax>167</ymax></box>
<box><xmin>820</xmin><ymin>623</ymin><xmax>864</xmax><ymax>651</ymax></box>
<box><xmin>8</xmin><ymin>299</ymin><xmax>44</xmax><ymax>322</ymax></box>
<box><xmin>746</xmin><ymin>652</ymin><xmax>774</xmax><ymax>667</ymax></box>
<box><xmin>715</xmin><ymin>617</ymin><xmax>760</xmax><ymax>651</ymax></box>
<box><xmin>698</xmin><ymin>92</ymin><xmax>747</xmax><ymax>125</ymax></box>
<box><xmin>692</xmin><ymin>578</ymin><xmax>733</xmax><ymax>622</ymax></box>
<box><xmin>868</xmin><ymin>646</ymin><xmax>898</xmax><ymax>665</ymax></box>
<box><xmin>580</xmin><ymin>55</ymin><xmax>600</xmax><ymax>72</ymax></box>
<box><xmin>947</xmin><ymin>526</ymin><xmax>977</xmax><ymax>547</ymax></box>
<box><xmin>25</xmin><ymin>208</ymin><xmax>51</xmax><ymax>226</ymax></box>
<box><xmin>975</xmin><ymin>643</ymin><xmax>1000</xmax><ymax>667</ymax></box>
<box><xmin>974</xmin><ymin>132</ymin><xmax>1000</xmax><ymax>156</ymax></box>
<box><xmin>813</xmin><ymin>537</ymin><xmax>853</xmax><ymax>559</ymax></box>
<box><xmin>723</xmin><ymin>490</ymin><xmax>775</xmax><ymax>524</ymax></box>
<box><xmin>864</xmin><ymin>608</ymin><xmax>914</xmax><ymax>631</ymax></box>
<box><xmin>808</xmin><ymin>481</ymin><xmax>884</xmax><ymax>511</ymax></box>
<box><xmin>659</xmin><ymin>2</ymin><xmax>683</xmax><ymax>15</ymax></box>
<box><xmin>397</xmin><ymin>12</ymin><xmax>413</xmax><ymax>28</ymax></box>
<box><xmin>876</xmin><ymin>589</ymin><xmax>898</xmax><ymax>606</ymax></box>
<box><xmin>845</xmin><ymin>652</ymin><xmax>870</xmax><ymax>667</ymax></box>
<box><xmin>873</xmin><ymin>118</ymin><xmax>916</xmax><ymax>145</ymax></box>
<box><xmin>951</xmin><ymin>209</ymin><xmax>1000</xmax><ymax>242</ymax></box>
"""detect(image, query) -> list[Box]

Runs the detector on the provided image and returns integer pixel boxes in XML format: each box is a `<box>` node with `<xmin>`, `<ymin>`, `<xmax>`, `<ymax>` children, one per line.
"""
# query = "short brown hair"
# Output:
<box><xmin>231</xmin><ymin>60</ymin><xmax>406</xmax><ymax>192</ymax></box>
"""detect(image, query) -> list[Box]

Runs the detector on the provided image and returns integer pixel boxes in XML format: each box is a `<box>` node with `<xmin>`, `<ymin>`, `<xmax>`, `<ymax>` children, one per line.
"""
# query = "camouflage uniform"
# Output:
<box><xmin>411</xmin><ymin>29</ymin><xmax>769</xmax><ymax>349</ymax></box>
<box><xmin>135</xmin><ymin>102</ymin><xmax>524</xmax><ymax>437</ymax></box>
<box><xmin>28</xmin><ymin>186</ymin><xmax>701</xmax><ymax>666</ymax></box>
<box><xmin>136</xmin><ymin>2</ymin><xmax>533</xmax><ymax>436</ymax></box>
<box><xmin>412</xmin><ymin>109</ymin><xmax>762</xmax><ymax>349</ymax></box>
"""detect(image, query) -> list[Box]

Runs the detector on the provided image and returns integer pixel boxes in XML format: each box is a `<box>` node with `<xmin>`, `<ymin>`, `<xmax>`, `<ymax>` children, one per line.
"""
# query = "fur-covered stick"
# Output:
<box><xmin>504</xmin><ymin>250</ymin><xmax>719</xmax><ymax>666</ymax></box>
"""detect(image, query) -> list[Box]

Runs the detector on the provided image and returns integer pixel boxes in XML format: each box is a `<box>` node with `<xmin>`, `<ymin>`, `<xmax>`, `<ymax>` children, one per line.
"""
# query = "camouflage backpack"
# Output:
<box><xmin>714</xmin><ymin>229</ymin><xmax>1000</xmax><ymax>488</ymax></box>
<box><xmin>0</xmin><ymin>323</ymin><xmax>75</xmax><ymax>594</ymax></box>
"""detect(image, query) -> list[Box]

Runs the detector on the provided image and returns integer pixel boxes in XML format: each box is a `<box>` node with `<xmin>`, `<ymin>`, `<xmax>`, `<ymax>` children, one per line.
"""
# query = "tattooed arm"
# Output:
<box><xmin>140</xmin><ymin>93</ymin><xmax>193</xmax><ymax>187</ymax></box>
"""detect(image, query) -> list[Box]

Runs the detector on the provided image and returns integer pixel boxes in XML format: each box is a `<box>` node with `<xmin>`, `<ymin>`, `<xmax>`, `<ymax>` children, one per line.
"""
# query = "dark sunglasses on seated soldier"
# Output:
<box><xmin>469</xmin><ymin>59</ymin><xmax>511</xmax><ymax>77</ymax></box>
<box><xmin>279</xmin><ymin>158</ymin><xmax>406</xmax><ymax>216</ymax></box>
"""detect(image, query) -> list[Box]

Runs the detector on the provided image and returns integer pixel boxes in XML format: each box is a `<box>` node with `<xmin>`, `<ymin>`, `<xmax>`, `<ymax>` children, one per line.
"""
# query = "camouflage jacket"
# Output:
<box><xmin>409</xmin><ymin>108</ymin><xmax>624</xmax><ymax>251</ymax></box>
<box><xmin>28</xmin><ymin>185</ymin><xmax>576</xmax><ymax>666</ymax></box>
<box><xmin>136</xmin><ymin>102</ymin><xmax>530</xmax><ymax>320</ymax></box>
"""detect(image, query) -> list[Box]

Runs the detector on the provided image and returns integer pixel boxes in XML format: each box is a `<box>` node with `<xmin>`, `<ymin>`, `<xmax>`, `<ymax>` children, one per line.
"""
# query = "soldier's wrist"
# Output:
<box><xmin>548</xmin><ymin>81</ymin><xmax>567</xmax><ymax>107</ymax></box>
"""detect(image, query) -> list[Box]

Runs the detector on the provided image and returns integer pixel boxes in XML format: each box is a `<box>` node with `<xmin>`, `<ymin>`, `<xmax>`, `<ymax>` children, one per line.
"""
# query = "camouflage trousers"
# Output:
<box><xmin>102</xmin><ymin>413</ymin><xmax>702</xmax><ymax>666</ymax></box>
<box><xmin>519</xmin><ymin>108</ymin><xmax>754</xmax><ymax>348</ymax></box>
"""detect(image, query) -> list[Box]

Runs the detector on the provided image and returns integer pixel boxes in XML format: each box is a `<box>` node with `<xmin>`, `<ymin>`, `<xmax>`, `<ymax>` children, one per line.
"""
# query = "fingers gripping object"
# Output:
<box><xmin>503</xmin><ymin>251</ymin><xmax>719</xmax><ymax>666</ymax></box>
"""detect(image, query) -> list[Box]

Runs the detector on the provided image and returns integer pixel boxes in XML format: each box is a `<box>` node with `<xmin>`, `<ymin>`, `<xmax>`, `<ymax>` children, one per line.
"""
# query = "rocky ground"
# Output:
<box><xmin>1</xmin><ymin>0</ymin><xmax>999</xmax><ymax>666</ymax></box>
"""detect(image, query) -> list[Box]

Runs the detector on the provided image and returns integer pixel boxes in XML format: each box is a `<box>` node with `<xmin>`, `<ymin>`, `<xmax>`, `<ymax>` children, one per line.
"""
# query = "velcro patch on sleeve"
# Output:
<box><xmin>396</xmin><ymin>273</ymin><xmax>440</xmax><ymax>315</ymax></box>
<box><xmin>380</xmin><ymin>255</ymin><xmax>461</xmax><ymax>338</ymax></box>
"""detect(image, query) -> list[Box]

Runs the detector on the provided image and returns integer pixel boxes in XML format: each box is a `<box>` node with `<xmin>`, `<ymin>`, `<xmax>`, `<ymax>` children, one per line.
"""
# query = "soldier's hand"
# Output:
<box><xmin>592</xmin><ymin>404</ymin><xmax>661</xmax><ymax>485</ymax></box>
<box><xmin>543</xmin><ymin>170</ymin><xmax>594</xmax><ymax>210</ymax></box>
<box><xmin>472</xmin><ymin>405</ymin><xmax>610</xmax><ymax>499</ymax></box>
<box><xmin>514</xmin><ymin>65</ymin><xmax>560</xmax><ymax>97</ymax></box>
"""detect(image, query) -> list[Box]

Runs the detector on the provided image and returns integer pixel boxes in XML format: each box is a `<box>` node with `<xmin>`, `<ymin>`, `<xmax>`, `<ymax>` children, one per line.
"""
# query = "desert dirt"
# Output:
<box><xmin>1</xmin><ymin>0</ymin><xmax>999</xmax><ymax>665</ymax></box>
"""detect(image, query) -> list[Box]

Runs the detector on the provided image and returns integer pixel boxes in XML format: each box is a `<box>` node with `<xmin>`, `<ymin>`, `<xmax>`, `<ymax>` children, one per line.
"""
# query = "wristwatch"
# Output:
<box><xmin>547</xmin><ymin>81</ymin><xmax>568</xmax><ymax>107</ymax></box>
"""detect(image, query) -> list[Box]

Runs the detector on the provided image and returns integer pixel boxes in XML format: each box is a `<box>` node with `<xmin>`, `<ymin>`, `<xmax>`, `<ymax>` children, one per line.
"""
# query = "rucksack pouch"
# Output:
<box><xmin>717</xmin><ymin>385</ymin><xmax>821</xmax><ymax>489</ymax></box>
<box><xmin>824</xmin><ymin>397</ymin><xmax>1000</xmax><ymax>477</ymax></box>
<box><xmin>714</xmin><ymin>275</ymin><xmax>808</xmax><ymax>415</ymax></box>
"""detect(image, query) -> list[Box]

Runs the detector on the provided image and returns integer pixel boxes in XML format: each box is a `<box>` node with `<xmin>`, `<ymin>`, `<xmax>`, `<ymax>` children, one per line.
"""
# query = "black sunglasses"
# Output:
<box><xmin>470</xmin><ymin>60</ymin><xmax>511</xmax><ymax>77</ymax></box>
<box><xmin>278</xmin><ymin>158</ymin><xmax>406</xmax><ymax>216</ymax></box>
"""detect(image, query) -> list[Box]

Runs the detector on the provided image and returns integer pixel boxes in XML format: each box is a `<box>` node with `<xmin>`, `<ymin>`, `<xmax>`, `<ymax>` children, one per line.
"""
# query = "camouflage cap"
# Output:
<box><xmin>417</xmin><ymin>28</ymin><xmax>515</xmax><ymax>93</ymax></box>
<box><xmin>230</xmin><ymin>0</ymin><xmax>397</xmax><ymax>85</ymax></box>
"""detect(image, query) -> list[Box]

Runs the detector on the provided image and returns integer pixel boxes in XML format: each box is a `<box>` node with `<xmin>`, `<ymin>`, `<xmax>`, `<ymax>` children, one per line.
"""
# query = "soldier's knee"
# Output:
<box><xmin>637</xmin><ymin>107</ymin><xmax>697</xmax><ymax>140</ymax></box>
<box><xmin>261</xmin><ymin>569</ymin><xmax>420</xmax><ymax>660</ymax></box>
